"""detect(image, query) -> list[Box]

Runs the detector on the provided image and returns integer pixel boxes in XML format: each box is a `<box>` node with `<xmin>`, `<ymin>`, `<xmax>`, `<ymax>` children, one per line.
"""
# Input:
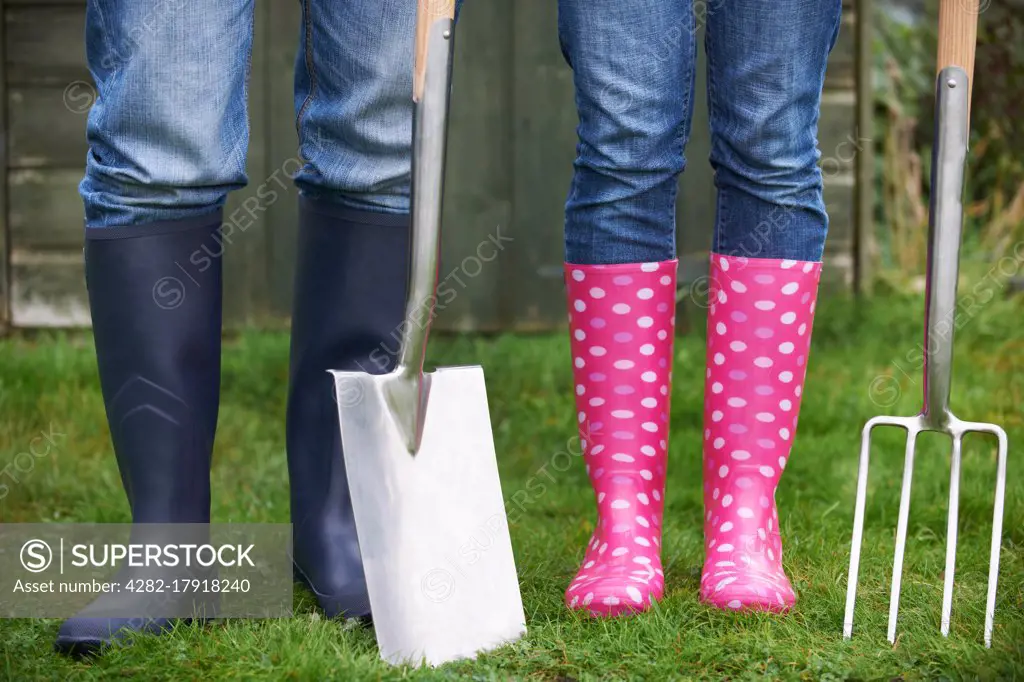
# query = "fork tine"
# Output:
<box><xmin>984</xmin><ymin>425</ymin><xmax>1008</xmax><ymax>648</ymax></box>
<box><xmin>888</xmin><ymin>428</ymin><xmax>919</xmax><ymax>644</ymax></box>
<box><xmin>843</xmin><ymin>421</ymin><xmax>876</xmax><ymax>640</ymax></box>
<box><xmin>940</xmin><ymin>435</ymin><xmax>963</xmax><ymax>637</ymax></box>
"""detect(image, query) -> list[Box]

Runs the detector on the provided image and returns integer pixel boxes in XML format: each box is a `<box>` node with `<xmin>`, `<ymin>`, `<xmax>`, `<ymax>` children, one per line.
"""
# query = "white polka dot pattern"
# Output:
<box><xmin>699</xmin><ymin>253</ymin><xmax>821</xmax><ymax>612</ymax></box>
<box><xmin>564</xmin><ymin>260</ymin><xmax>677</xmax><ymax>617</ymax></box>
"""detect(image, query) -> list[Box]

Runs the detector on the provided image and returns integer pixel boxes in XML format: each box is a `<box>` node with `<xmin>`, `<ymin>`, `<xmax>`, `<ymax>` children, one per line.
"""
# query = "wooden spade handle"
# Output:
<box><xmin>414</xmin><ymin>0</ymin><xmax>454</xmax><ymax>101</ymax></box>
<box><xmin>937</xmin><ymin>0</ymin><xmax>979</xmax><ymax>103</ymax></box>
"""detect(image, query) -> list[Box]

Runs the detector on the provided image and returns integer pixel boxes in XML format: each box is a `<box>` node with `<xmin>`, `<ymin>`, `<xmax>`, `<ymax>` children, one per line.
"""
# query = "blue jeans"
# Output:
<box><xmin>81</xmin><ymin>0</ymin><xmax>461</xmax><ymax>228</ymax></box>
<box><xmin>559</xmin><ymin>0</ymin><xmax>843</xmax><ymax>264</ymax></box>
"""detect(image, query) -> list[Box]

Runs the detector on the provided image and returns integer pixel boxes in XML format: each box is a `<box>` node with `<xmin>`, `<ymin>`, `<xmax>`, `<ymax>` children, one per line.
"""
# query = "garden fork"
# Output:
<box><xmin>842</xmin><ymin>0</ymin><xmax>1009</xmax><ymax>648</ymax></box>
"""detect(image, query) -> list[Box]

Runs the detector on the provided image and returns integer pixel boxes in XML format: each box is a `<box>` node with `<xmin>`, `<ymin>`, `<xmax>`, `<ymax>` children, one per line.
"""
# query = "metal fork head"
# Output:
<box><xmin>843</xmin><ymin>413</ymin><xmax>1008</xmax><ymax>648</ymax></box>
<box><xmin>843</xmin><ymin>64</ymin><xmax>1010</xmax><ymax>649</ymax></box>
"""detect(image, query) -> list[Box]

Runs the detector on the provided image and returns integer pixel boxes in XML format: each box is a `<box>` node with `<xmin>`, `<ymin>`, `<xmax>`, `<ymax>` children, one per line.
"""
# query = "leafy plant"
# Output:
<box><xmin>872</xmin><ymin>3</ymin><xmax>1024</xmax><ymax>284</ymax></box>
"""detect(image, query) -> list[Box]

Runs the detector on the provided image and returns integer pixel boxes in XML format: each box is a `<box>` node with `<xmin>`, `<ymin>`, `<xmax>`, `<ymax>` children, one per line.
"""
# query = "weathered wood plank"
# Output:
<box><xmin>9</xmin><ymin>251</ymin><xmax>89</xmax><ymax>327</ymax></box>
<box><xmin>220</xmin><ymin>1</ymin><xmax>272</xmax><ymax>328</ymax></box>
<box><xmin>0</xmin><ymin>1</ymin><xmax>9</xmax><ymax>331</ymax></box>
<box><xmin>818</xmin><ymin>91</ymin><xmax>859</xmax><ymax>174</ymax></box>
<box><xmin>677</xmin><ymin>18</ymin><xmax>715</xmax><ymax>275</ymax></box>
<box><xmin>824</xmin><ymin>10</ymin><xmax>856</xmax><ymax>91</ymax></box>
<box><xmin>824</xmin><ymin>173</ymin><xmax>855</xmax><ymax>247</ymax></box>
<box><xmin>818</xmin><ymin>164</ymin><xmax>857</xmax><ymax>291</ymax></box>
<box><xmin>8</xmin><ymin>87</ymin><xmax>89</xmax><ymax>168</ymax></box>
<box><xmin>508</xmin><ymin>0</ymin><xmax>577</xmax><ymax>331</ymax></box>
<box><xmin>821</xmin><ymin>248</ymin><xmax>854</xmax><ymax>290</ymax></box>
<box><xmin>435</xmin><ymin>0</ymin><xmax>513</xmax><ymax>332</ymax></box>
<box><xmin>823</xmin><ymin>143</ymin><xmax>855</xmax><ymax>296</ymax></box>
<box><xmin>9</xmin><ymin>169</ymin><xmax>84</xmax><ymax>250</ymax></box>
<box><xmin>263</xmin><ymin>0</ymin><xmax>302</xmax><ymax>321</ymax></box>
<box><xmin>853</xmin><ymin>0</ymin><xmax>873</xmax><ymax>294</ymax></box>
<box><xmin>5</xmin><ymin>6</ymin><xmax>90</xmax><ymax>86</ymax></box>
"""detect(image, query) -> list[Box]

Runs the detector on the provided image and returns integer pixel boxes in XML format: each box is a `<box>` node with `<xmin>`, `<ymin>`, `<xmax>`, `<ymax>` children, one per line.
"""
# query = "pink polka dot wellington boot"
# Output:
<box><xmin>563</xmin><ymin>260</ymin><xmax>678</xmax><ymax>617</ymax></box>
<box><xmin>699</xmin><ymin>253</ymin><xmax>821</xmax><ymax>611</ymax></box>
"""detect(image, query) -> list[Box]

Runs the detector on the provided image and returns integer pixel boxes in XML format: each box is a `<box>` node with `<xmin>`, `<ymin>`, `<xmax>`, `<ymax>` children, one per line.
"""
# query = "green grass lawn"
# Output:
<box><xmin>1</xmin><ymin>291</ymin><xmax>1022</xmax><ymax>680</ymax></box>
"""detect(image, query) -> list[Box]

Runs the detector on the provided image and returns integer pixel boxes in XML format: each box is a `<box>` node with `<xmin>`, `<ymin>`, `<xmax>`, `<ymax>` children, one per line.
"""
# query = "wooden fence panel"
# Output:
<box><xmin>5</xmin><ymin>3</ymin><xmax>90</xmax><ymax>326</ymax></box>
<box><xmin>676</xmin><ymin>17</ymin><xmax>716</xmax><ymax>286</ymax></box>
<box><xmin>1</xmin><ymin>0</ymin><xmax>868</xmax><ymax>332</ymax></box>
<box><xmin>220</xmin><ymin>0</ymin><xmax>272</xmax><ymax>326</ymax></box>
<box><xmin>263</xmin><ymin>0</ymin><xmax>302</xmax><ymax>323</ymax></box>
<box><xmin>504</xmin><ymin>0</ymin><xmax>578</xmax><ymax>331</ymax></box>
<box><xmin>435</xmin><ymin>0</ymin><xmax>514</xmax><ymax>332</ymax></box>
<box><xmin>0</xmin><ymin>0</ymin><xmax>7</xmax><ymax>330</ymax></box>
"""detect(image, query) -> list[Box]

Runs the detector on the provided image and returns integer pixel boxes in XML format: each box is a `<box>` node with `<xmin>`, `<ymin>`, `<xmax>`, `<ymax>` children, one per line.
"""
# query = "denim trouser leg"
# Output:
<box><xmin>558</xmin><ymin>0</ymin><xmax>697</xmax><ymax>264</ymax></box>
<box><xmin>81</xmin><ymin>0</ymin><xmax>254</xmax><ymax>228</ymax></box>
<box><xmin>292</xmin><ymin>0</ymin><xmax>414</xmax><ymax>214</ymax></box>
<box><xmin>707</xmin><ymin>0</ymin><xmax>842</xmax><ymax>262</ymax></box>
<box><xmin>81</xmin><ymin>0</ymin><xmax>464</xmax><ymax>227</ymax></box>
<box><xmin>559</xmin><ymin>0</ymin><xmax>842</xmax><ymax>264</ymax></box>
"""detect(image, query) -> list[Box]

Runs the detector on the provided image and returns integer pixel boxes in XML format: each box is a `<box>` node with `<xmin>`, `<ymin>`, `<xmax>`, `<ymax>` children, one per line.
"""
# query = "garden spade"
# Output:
<box><xmin>843</xmin><ymin>0</ymin><xmax>1008</xmax><ymax>648</ymax></box>
<box><xmin>330</xmin><ymin>0</ymin><xmax>526</xmax><ymax>667</ymax></box>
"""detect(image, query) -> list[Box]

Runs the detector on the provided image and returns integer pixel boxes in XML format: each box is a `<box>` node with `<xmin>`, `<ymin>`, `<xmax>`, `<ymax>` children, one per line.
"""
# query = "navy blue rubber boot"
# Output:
<box><xmin>55</xmin><ymin>214</ymin><xmax>223</xmax><ymax>656</ymax></box>
<box><xmin>287</xmin><ymin>197</ymin><xmax>409</xmax><ymax>619</ymax></box>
